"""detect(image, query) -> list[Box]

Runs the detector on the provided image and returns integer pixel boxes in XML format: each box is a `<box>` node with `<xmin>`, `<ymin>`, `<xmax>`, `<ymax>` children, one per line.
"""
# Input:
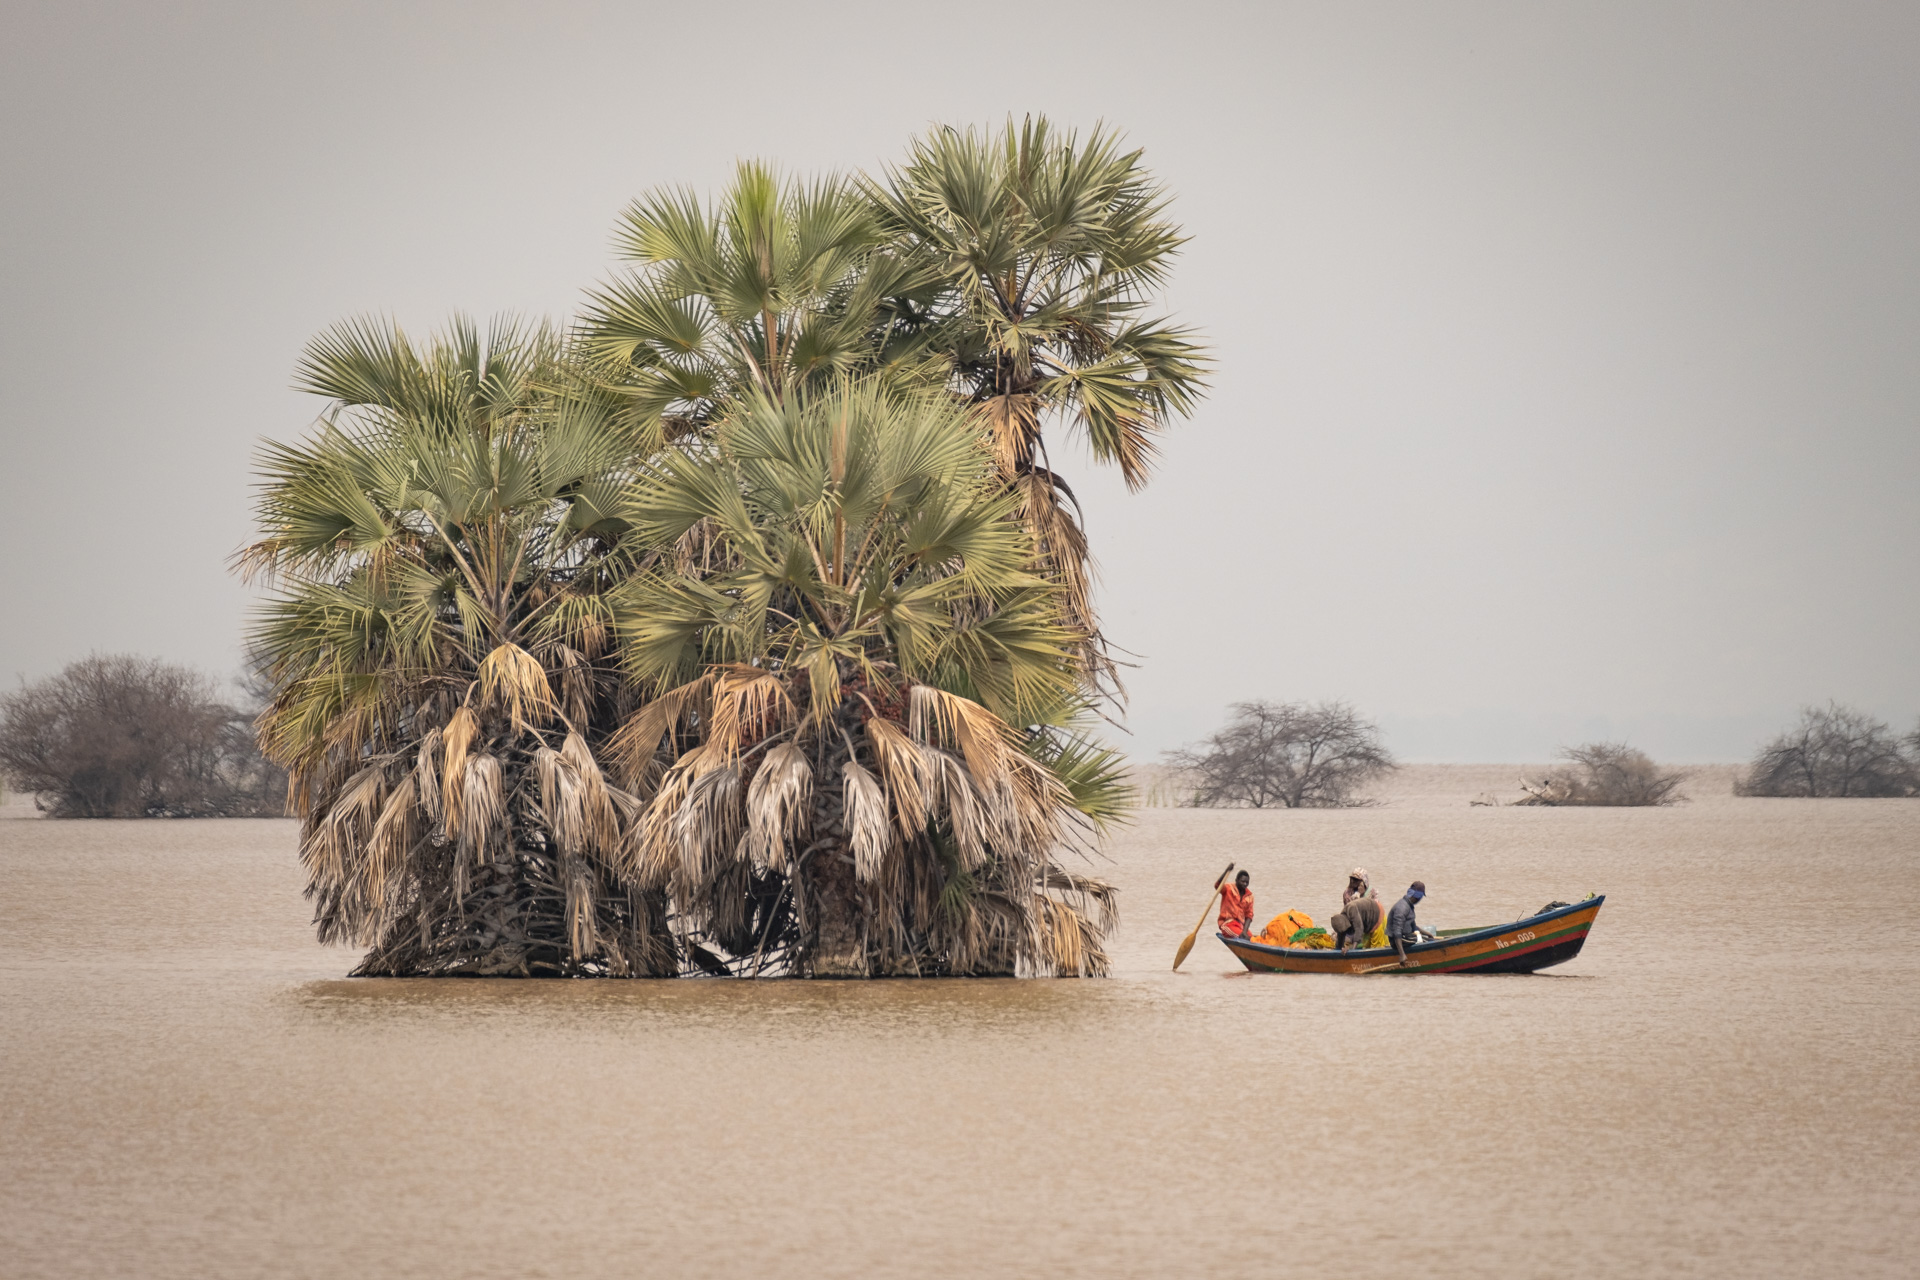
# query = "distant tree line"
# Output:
<box><xmin>1168</xmin><ymin>698</ymin><xmax>1919</xmax><ymax>808</ymax></box>
<box><xmin>0</xmin><ymin>655</ymin><xmax>286</xmax><ymax>818</ymax></box>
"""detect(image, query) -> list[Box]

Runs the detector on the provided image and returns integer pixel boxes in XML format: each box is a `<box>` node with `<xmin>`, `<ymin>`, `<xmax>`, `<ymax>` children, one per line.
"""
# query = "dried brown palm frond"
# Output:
<box><xmin>745</xmin><ymin>742</ymin><xmax>812</xmax><ymax>872</ymax></box>
<box><xmin>1034</xmin><ymin>896</ymin><xmax>1107</xmax><ymax>978</ymax></box>
<box><xmin>314</xmin><ymin>764</ymin><xmax>388</xmax><ymax>938</ymax></box>
<box><xmin>841</xmin><ymin>758</ymin><xmax>892</xmax><ymax>883</ymax></box>
<box><xmin>635</xmin><ymin>752</ymin><xmax>699</xmax><ymax>889</ymax></box>
<box><xmin>566</xmin><ymin>862</ymin><xmax>602</xmax><ymax>960</ymax></box>
<box><xmin>440</xmin><ymin>706</ymin><xmax>479</xmax><ymax>836</ymax></box>
<box><xmin>364</xmin><ymin>773</ymin><xmax>418</xmax><ymax>917</ymax></box>
<box><xmin>533</xmin><ymin>746</ymin><xmax>581</xmax><ymax>850</ymax></box>
<box><xmin>552</xmin><ymin>645</ymin><xmax>595</xmax><ymax>727</ymax></box>
<box><xmin>478</xmin><ymin>642</ymin><xmax>558</xmax><ymax>733</ymax></box>
<box><xmin>1011</xmin><ymin>469</ymin><xmax>1095</xmax><ymax>640</ymax></box>
<box><xmin>413</xmin><ymin>726</ymin><xmax>443</xmax><ymax>827</ymax></box>
<box><xmin>1003</xmin><ymin>749</ymin><xmax>1069</xmax><ymax>855</ymax></box>
<box><xmin>862</xmin><ymin>714</ymin><xmax>931</xmax><ymax>839</ymax></box>
<box><xmin>926</xmin><ymin>747</ymin><xmax>987</xmax><ymax>870</ymax></box>
<box><xmin>606</xmin><ymin>673</ymin><xmax>716</xmax><ymax>790</ymax></box>
<box><xmin>907</xmin><ymin>684</ymin><xmax>1011</xmax><ymax>791</ymax></box>
<box><xmin>560</xmin><ymin>731</ymin><xmax>623</xmax><ymax>862</ymax></box>
<box><xmin>708</xmin><ymin>665</ymin><xmax>798</xmax><ymax>759</ymax></box>
<box><xmin>319</xmin><ymin>698</ymin><xmax>385</xmax><ymax>771</ymax></box>
<box><xmin>1043</xmin><ymin>866</ymin><xmax>1120</xmax><ymax>934</ymax></box>
<box><xmin>458</xmin><ymin>754</ymin><xmax>506</xmax><ymax>865</ymax></box>
<box><xmin>979</xmin><ymin>393</ymin><xmax>1038</xmax><ymax>480</ymax></box>
<box><xmin>673</xmin><ymin>758</ymin><xmax>744</xmax><ymax>890</ymax></box>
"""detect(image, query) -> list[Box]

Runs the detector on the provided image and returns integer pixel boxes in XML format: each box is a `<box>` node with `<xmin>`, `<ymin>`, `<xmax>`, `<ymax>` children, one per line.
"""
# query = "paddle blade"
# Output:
<box><xmin>1174</xmin><ymin>886</ymin><xmax>1225</xmax><ymax>971</ymax></box>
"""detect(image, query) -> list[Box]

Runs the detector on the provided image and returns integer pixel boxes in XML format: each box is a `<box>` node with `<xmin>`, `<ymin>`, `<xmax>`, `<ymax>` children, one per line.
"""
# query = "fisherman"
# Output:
<box><xmin>1328</xmin><ymin>866</ymin><xmax>1380</xmax><ymax>949</ymax></box>
<box><xmin>1387</xmin><ymin>881</ymin><xmax>1438</xmax><ymax>966</ymax></box>
<box><xmin>1330</xmin><ymin>893</ymin><xmax>1382</xmax><ymax>951</ymax></box>
<box><xmin>1217</xmin><ymin>870</ymin><xmax>1255</xmax><ymax>938</ymax></box>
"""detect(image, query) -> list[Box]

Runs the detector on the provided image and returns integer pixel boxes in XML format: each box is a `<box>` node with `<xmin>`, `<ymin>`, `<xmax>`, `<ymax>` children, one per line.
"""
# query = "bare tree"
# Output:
<box><xmin>1165</xmin><ymin>700</ymin><xmax>1395</xmax><ymax>808</ymax></box>
<box><xmin>1514</xmin><ymin>742</ymin><xmax>1687</xmax><ymax>806</ymax></box>
<box><xmin>1738</xmin><ymin>703</ymin><xmax>1918</xmax><ymax>798</ymax></box>
<box><xmin>0</xmin><ymin>655</ymin><xmax>286</xmax><ymax>818</ymax></box>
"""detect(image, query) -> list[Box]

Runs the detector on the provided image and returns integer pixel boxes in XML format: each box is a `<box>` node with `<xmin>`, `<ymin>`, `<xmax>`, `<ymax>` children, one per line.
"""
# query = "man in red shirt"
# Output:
<box><xmin>1218</xmin><ymin>870</ymin><xmax>1255</xmax><ymax>938</ymax></box>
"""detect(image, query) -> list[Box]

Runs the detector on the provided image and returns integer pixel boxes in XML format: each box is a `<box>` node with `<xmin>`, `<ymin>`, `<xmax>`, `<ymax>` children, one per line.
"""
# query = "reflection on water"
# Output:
<box><xmin>286</xmin><ymin>974</ymin><xmax>1137</xmax><ymax>1037</ymax></box>
<box><xmin>3</xmin><ymin>769</ymin><xmax>1916</xmax><ymax>1278</ymax></box>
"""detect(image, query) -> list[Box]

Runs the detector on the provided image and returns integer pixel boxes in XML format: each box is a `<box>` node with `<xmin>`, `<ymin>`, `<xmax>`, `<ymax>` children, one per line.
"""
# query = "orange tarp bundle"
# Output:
<box><xmin>1255</xmin><ymin>909</ymin><xmax>1315</xmax><ymax>947</ymax></box>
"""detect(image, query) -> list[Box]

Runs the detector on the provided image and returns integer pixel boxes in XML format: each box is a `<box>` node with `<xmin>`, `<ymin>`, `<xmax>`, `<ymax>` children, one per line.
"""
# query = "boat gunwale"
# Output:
<box><xmin>1218</xmin><ymin>894</ymin><xmax>1606</xmax><ymax>959</ymax></box>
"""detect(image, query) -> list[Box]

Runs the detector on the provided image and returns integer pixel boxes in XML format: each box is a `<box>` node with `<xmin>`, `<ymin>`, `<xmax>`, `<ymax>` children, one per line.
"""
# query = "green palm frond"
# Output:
<box><xmin>578</xmin><ymin>162</ymin><xmax>914</xmax><ymax>441</ymax></box>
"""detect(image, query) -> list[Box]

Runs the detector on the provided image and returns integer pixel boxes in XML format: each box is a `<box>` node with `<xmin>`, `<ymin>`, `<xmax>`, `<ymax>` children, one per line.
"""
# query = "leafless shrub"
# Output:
<box><xmin>1737</xmin><ymin>703</ymin><xmax>1919</xmax><ymax>798</ymax></box>
<box><xmin>1514</xmin><ymin>742</ymin><xmax>1687</xmax><ymax>806</ymax></box>
<box><xmin>1164</xmin><ymin>700</ymin><xmax>1396</xmax><ymax>808</ymax></box>
<box><xmin>0</xmin><ymin>654</ymin><xmax>286</xmax><ymax>818</ymax></box>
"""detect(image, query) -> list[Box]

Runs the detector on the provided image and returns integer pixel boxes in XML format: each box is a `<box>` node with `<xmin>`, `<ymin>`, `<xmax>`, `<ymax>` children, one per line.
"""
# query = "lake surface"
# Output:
<box><xmin>3</xmin><ymin>766</ymin><xmax>1915</xmax><ymax>1278</ymax></box>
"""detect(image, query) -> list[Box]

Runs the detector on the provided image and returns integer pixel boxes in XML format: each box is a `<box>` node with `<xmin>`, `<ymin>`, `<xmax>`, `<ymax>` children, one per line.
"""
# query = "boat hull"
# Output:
<box><xmin>1219</xmin><ymin>896</ymin><xmax>1604</xmax><ymax>974</ymax></box>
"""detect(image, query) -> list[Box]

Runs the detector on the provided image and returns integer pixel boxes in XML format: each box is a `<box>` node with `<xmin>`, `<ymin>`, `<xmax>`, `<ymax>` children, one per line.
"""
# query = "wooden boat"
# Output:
<box><xmin>1219</xmin><ymin>896</ymin><xmax>1605</xmax><ymax>974</ymax></box>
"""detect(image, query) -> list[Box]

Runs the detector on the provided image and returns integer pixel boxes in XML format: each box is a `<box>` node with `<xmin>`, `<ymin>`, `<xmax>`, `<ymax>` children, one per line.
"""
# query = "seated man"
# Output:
<box><xmin>1330</xmin><ymin>894</ymin><xmax>1381</xmax><ymax>951</ymax></box>
<box><xmin>1217</xmin><ymin>870</ymin><xmax>1254</xmax><ymax>938</ymax></box>
<box><xmin>1387</xmin><ymin>880</ymin><xmax>1438</xmax><ymax>965</ymax></box>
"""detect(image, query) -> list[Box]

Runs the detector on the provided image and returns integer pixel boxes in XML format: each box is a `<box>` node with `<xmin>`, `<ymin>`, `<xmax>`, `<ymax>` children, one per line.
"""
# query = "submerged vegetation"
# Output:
<box><xmin>242</xmin><ymin>117</ymin><xmax>1197</xmax><ymax>978</ymax></box>
<box><xmin>1513</xmin><ymin>743</ymin><xmax>1688</xmax><ymax>807</ymax></box>
<box><xmin>1738</xmin><ymin>703</ymin><xmax>1919</xmax><ymax>798</ymax></box>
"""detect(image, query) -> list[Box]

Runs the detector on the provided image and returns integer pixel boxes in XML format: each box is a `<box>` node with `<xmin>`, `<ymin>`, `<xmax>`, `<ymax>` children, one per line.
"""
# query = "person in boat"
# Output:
<box><xmin>1388</xmin><ymin>881</ymin><xmax>1438</xmax><ymax>965</ymax></box>
<box><xmin>1322</xmin><ymin>867</ymin><xmax>1375</xmax><ymax>948</ymax></box>
<box><xmin>1334</xmin><ymin>867</ymin><xmax>1380</xmax><ymax>947</ymax></box>
<box><xmin>1331</xmin><ymin>893</ymin><xmax>1382</xmax><ymax>951</ymax></box>
<box><xmin>1217</xmin><ymin>870</ymin><xmax>1255</xmax><ymax>938</ymax></box>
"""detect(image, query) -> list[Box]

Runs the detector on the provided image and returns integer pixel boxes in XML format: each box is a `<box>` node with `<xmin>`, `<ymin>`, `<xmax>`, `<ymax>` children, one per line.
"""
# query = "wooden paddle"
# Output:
<box><xmin>1172</xmin><ymin>863</ymin><xmax>1235</xmax><ymax>971</ymax></box>
<box><xmin>1357</xmin><ymin>943</ymin><xmax>1435</xmax><ymax>974</ymax></box>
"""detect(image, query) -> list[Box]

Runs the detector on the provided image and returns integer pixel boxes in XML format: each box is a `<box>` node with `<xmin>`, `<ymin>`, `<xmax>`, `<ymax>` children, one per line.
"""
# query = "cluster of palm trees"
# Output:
<box><xmin>242</xmin><ymin>117</ymin><xmax>1208</xmax><ymax>978</ymax></box>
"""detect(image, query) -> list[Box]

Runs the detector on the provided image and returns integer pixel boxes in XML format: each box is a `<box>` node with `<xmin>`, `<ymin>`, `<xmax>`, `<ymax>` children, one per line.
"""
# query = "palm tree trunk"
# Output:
<box><xmin>798</xmin><ymin>729</ymin><xmax>869</xmax><ymax>978</ymax></box>
<box><xmin>805</xmin><ymin>846</ymin><xmax>868</xmax><ymax>978</ymax></box>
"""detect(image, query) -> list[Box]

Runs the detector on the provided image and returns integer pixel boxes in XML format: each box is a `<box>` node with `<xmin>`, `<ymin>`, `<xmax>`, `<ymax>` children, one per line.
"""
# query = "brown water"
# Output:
<box><xmin>3</xmin><ymin>766</ymin><xmax>1916</xmax><ymax>1278</ymax></box>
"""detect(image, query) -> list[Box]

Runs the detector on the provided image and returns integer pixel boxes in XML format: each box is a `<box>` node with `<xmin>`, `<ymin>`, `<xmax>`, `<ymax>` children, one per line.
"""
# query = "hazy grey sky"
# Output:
<box><xmin>2</xmin><ymin>1</ymin><xmax>1915</xmax><ymax>761</ymax></box>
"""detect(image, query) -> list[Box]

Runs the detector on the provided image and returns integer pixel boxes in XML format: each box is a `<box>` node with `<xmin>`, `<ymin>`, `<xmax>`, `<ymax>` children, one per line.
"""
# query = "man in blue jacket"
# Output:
<box><xmin>1387</xmin><ymin>881</ymin><xmax>1436</xmax><ymax>966</ymax></box>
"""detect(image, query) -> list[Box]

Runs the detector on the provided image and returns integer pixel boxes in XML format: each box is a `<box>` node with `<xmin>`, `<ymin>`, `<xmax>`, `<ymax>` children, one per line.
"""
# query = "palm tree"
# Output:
<box><xmin>575</xmin><ymin>161</ymin><xmax>939</xmax><ymax>445</ymax></box>
<box><xmin>606</xmin><ymin>379</ymin><xmax>1126</xmax><ymax>977</ymax></box>
<box><xmin>871</xmin><ymin>116</ymin><xmax>1211</xmax><ymax>689</ymax></box>
<box><xmin>241</xmin><ymin>315</ymin><xmax>676</xmax><ymax>976</ymax></box>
